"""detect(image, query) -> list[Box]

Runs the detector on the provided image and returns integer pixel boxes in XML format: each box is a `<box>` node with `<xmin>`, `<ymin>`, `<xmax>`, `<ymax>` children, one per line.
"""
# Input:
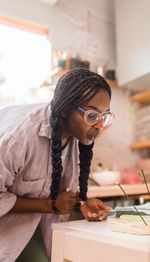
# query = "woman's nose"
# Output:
<box><xmin>93</xmin><ymin>120</ymin><xmax>103</xmax><ymax>130</ymax></box>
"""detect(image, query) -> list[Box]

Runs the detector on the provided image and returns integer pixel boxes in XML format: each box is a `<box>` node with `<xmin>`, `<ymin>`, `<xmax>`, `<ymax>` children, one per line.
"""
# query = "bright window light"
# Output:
<box><xmin>0</xmin><ymin>24</ymin><xmax>51</xmax><ymax>107</ymax></box>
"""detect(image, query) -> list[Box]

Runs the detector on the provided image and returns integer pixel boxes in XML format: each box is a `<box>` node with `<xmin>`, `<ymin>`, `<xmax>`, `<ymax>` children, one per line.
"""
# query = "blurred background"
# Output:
<box><xmin>0</xmin><ymin>0</ymin><xmax>150</xmax><ymax>207</ymax></box>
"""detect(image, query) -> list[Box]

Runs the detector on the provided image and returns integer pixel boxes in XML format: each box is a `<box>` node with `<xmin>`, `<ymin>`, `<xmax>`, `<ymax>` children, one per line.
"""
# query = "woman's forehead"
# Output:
<box><xmin>80</xmin><ymin>89</ymin><xmax>110</xmax><ymax>112</ymax></box>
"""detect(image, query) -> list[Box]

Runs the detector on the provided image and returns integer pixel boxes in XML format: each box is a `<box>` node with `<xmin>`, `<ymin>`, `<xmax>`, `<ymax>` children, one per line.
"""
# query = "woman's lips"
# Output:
<box><xmin>87</xmin><ymin>133</ymin><xmax>99</xmax><ymax>141</ymax></box>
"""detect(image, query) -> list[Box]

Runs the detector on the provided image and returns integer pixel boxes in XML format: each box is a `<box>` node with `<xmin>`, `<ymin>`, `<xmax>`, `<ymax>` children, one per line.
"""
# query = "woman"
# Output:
<box><xmin>0</xmin><ymin>68</ymin><xmax>113</xmax><ymax>262</ymax></box>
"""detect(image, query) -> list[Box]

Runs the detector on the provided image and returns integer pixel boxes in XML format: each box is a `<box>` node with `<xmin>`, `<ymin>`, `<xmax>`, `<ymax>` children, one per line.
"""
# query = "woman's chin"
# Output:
<box><xmin>79</xmin><ymin>138</ymin><xmax>94</xmax><ymax>146</ymax></box>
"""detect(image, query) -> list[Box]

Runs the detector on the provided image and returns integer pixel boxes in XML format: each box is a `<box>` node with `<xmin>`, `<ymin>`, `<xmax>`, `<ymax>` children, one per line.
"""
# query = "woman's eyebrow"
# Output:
<box><xmin>85</xmin><ymin>105</ymin><xmax>110</xmax><ymax>113</ymax></box>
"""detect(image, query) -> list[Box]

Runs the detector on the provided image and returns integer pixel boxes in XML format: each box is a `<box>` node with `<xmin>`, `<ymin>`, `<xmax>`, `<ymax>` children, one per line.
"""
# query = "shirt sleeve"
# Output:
<box><xmin>0</xmin><ymin>138</ymin><xmax>24</xmax><ymax>218</ymax></box>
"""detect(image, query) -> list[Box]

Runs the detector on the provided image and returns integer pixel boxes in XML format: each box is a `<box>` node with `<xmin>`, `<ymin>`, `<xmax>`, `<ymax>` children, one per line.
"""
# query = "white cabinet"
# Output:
<box><xmin>52</xmin><ymin>220</ymin><xmax>150</xmax><ymax>262</ymax></box>
<box><xmin>115</xmin><ymin>0</ymin><xmax>150</xmax><ymax>86</ymax></box>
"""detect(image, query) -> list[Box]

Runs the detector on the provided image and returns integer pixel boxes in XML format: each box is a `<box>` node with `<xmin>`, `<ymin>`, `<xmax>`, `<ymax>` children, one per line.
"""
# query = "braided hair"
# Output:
<box><xmin>50</xmin><ymin>68</ymin><xmax>111</xmax><ymax>204</ymax></box>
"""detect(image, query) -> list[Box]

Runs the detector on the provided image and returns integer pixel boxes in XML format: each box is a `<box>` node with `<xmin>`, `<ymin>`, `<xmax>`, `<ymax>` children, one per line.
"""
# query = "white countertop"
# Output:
<box><xmin>52</xmin><ymin>218</ymin><xmax>150</xmax><ymax>252</ymax></box>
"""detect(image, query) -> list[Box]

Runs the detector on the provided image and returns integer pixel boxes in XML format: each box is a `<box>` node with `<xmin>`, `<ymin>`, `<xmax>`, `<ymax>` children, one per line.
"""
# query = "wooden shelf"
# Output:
<box><xmin>130</xmin><ymin>140</ymin><xmax>150</xmax><ymax>149</ymax></box>
<box><xmin>87</xmin><ymin>183</ymin><xmax>150</xmax><ymax>198</ymax></box>
<box><xmin>129</xmin><ymin>88</ymin><xmax>150</xmax><ymax>103</ymax></box>
<box><xmin>124</xmin><ymin>72</ymin><xmax>150</xmax><ymax>91</ymax></box>
<box><xmin>105</xmin><ymin>78</ymin><xmax>121</xmax><ymax>89</ymax></box>
<box><xmin>129</xmin><ymin>88</ymin><xmax>150</xmax><ymax>149</ymax></box>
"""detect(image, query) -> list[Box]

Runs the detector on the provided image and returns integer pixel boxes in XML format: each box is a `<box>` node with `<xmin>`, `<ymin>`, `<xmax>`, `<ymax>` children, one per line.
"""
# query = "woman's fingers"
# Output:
<box><xmin>97</xmin><ymin>200</ymin><xmax>112</xmax><ymax>211</ymax></box>
<box><xmin>87</xmin><ymin>212</ymin><xmax>100</xmax><ymax>221</ymax></box>
<box><xmin>99</xmin><ymin>212</ymin><xmax>107</xmax><ymax>220</ymax></box>
<box><xmin>86</xmin><ymin>210</ymin><xmax>107</xmax><ymax>221</ymax></box>
<box><xmin>96</xmin><ymin>209</ymin><xmax>107</xmax><ymax>220</ymax></box>
<box><xmin>69</xmin><ymin>196</ymin><xmax>76</xmax><ymax>203</ymax></box>
<box><xmin>67</xmin><ymin>191</ymin><xmax>76</xmax><ymax>199</ymax></box>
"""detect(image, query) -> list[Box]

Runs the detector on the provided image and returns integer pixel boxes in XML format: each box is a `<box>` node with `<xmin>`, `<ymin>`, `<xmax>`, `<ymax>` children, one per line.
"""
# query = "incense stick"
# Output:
<box><xmin>141</xmin><ymin>169</ymin><xmax>150</xmax><ymax>198</ymax></box>
<box><xmin>116</xmin><ymin>181</ymin><xmax>147</xmax><ymax>226</ymax></box>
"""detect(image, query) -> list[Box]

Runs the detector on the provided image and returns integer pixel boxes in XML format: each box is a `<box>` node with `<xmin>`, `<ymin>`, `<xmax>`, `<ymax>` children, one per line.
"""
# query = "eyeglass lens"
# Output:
<box><xmin>102</xmin><ymin>114</ymin><xmax>112</xmax><ymax>126</ymax></box>
<box><xmin>86</xmin><ymin>111</ymin><xmax>112</xmax><ymax>126</ymax></box>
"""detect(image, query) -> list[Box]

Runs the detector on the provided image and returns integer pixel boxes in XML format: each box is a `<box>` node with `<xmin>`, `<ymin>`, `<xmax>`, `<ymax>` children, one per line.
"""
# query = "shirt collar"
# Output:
<box><xmin>38</xmin><ymin>103</ymin><xmax>52</xmax><ymax>139</ymax></box>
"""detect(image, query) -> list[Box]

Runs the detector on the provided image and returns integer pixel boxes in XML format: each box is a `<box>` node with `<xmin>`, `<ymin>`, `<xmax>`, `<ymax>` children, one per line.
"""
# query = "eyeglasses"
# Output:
<box><xmin>77</xmin><ymin>107</ymin><xmax>114</xmax><ymax>127</ymax></box>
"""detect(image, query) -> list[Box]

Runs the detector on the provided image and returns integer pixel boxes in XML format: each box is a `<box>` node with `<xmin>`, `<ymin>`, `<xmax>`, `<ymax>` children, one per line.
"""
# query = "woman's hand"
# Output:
<box><xmin>55</xmin><ymin>190</ymin><xmax>76</xmax><ymax>214</ymax></box>
<box><xmin>80</xmin><ymin>198</ymin><xmax>112</xmax><ymax>221</ymax></box>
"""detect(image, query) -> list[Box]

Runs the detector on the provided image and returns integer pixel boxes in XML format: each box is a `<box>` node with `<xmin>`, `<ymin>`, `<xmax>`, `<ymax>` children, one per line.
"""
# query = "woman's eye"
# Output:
<box><xmin>87</xmin><ymin>112</ymin><xmax>98</xmax><ymax>119</ymax></box>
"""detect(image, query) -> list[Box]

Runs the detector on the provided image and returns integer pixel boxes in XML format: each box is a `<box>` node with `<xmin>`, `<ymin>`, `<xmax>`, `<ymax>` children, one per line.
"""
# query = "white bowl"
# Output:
<box><xmin>92</xmin><ymin>171</ymin><xmax>120</xmax><ymax>186</ymax></box>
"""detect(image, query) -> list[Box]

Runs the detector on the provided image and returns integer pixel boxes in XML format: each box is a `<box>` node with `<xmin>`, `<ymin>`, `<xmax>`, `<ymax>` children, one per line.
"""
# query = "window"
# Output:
<box><xmin>0</xmin><ymin>15</ymin><xmax>51</xmax><ymax>107</ymax></box>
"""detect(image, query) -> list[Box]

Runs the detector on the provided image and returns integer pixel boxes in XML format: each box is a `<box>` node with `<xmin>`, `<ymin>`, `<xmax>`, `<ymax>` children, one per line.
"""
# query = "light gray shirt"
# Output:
<box><xmin>0</xmin><ymin>102</ymin><xmax>79</xmax><ymax>262</ymax></box>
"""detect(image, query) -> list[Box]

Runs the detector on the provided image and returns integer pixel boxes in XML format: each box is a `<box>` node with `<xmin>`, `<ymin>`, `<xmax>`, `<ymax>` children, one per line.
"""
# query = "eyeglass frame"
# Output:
<box><xmin>77</xmin><ymin>106</ymin><xmax>114</xmax><ymax>127</ymax></box>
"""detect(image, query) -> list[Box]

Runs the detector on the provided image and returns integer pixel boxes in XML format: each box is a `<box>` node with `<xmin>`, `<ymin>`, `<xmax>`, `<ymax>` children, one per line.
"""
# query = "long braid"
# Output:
<box><xmin>50</xmin><ymin>68</ymin><xmax>111</xmax><ymax>205</ymax></box>
<box><xmin>50</xmin><ymin>114</ymin><xmax>62</xmax><ymax>202</ymax></box>
<box><xmin>79</xmin><ymin>142</ymin><xmax>94</xmax><ymax>201</ymax></box>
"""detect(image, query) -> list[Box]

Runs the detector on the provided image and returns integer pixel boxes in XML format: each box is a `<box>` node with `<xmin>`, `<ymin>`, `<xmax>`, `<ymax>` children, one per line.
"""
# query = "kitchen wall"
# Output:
<box><xmin>93</xmin><ymin>88</ymin><xmax>139</xmax><ymax>170</ymax></box>
<box><xmin>0</xmin><ymin>0</ymin><xmax>139</xmax><ymax>169</ymax></box>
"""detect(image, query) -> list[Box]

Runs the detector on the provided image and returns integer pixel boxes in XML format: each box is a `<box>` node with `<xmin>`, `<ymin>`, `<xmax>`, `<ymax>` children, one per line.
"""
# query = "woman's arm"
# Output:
<box><xmin>9</xmin><ymin>190</ymin><xmax>77</xmax><ymax>215</ymax></box>
<box><xmin>9</xmin><ymin>197</ymin><xmax>55</xmax><ymax>214</ymax></box>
